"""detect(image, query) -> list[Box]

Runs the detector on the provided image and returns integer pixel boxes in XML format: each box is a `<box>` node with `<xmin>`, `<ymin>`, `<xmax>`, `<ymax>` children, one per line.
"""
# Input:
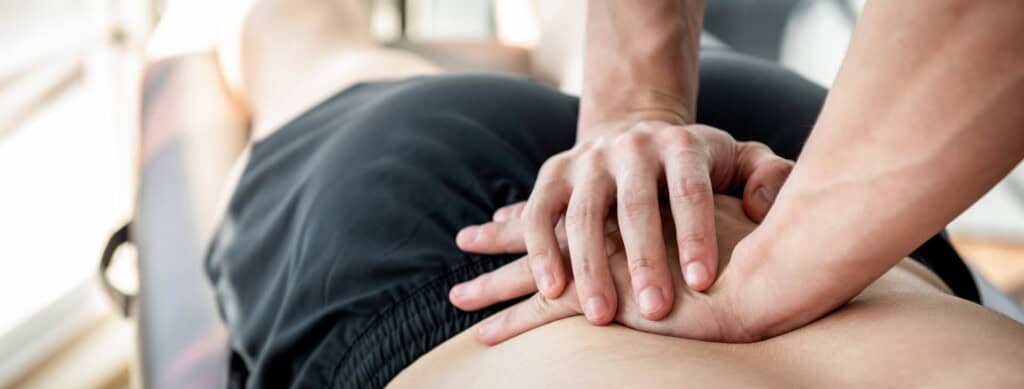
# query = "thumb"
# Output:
<box><xmin>733</xmin><ymin>142</ymin><xmax>793</xmax><ymax>223</ymax></box>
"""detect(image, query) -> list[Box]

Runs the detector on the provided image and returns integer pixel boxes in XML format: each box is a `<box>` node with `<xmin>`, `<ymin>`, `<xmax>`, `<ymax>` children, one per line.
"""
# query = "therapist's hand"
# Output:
<box><xmin>456</xmin><ymin>121</ymin><xmax>793</xmax><ymax>324</ymax></box>
<box><xmin>451</xmin><ymin>196</ymin><xmax>764</xmax><ymax>344</ymax></box>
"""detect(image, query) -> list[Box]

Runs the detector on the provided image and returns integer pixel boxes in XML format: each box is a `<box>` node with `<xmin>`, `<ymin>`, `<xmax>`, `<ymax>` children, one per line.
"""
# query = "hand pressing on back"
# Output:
<box><xmin>455</xmin><ymin>123</ymin><xmax>792</xmax><ymax>325</ymax></box>
<box><xmin>450</xmin><ymin>195</ymin><xmax>766</xmax><ymax>344</ymax></box>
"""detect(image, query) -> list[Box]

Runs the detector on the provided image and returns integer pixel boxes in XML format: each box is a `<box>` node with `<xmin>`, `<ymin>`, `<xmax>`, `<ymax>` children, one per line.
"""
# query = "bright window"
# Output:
<box><xmin>0</xmin><ymin>0</ymin><xmax>149</xmax><ymax>382</ymax></box>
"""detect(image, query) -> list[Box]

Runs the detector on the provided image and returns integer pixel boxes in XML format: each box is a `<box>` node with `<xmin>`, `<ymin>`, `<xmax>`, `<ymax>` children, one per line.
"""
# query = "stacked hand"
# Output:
<box><xmin>450</xmin><ymin>195</ymin><xmax>765</xmax><ymax>344</ymax></box>
<box><xmin>453</xmin><ymin>120</ymin><xmax>793</xmax><ymax>326</ymax></box>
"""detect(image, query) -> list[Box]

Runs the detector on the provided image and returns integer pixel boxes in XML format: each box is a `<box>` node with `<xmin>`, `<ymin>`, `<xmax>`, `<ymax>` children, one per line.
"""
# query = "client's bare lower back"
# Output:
<box><xmin>389</xmin><ymin>259</ymin><xmax>1024</xmax><ymax>388</ymax></box>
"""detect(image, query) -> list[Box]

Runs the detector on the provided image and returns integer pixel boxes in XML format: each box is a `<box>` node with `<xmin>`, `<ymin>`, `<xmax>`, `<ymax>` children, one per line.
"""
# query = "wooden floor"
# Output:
<box><xmin>951</xmin><ymin>235</ymin><xmax>1024</xmax><ymax>305</ymax></box>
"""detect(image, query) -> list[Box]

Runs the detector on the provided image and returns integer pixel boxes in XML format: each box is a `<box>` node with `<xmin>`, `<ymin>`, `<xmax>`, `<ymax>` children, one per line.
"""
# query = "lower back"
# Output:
<box><xmin>389</xmin><ymin>259</ymin><xmax>1024</xmax><ymax>388</ymax></box>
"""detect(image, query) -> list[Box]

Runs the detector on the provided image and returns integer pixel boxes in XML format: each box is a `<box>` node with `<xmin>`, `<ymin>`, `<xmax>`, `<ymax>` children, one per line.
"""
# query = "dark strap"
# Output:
<box><xmin>98</xmin><ymin>222</ymin><xmax>136</xmax><ymax>317</ymax></box>
<box><xmin>910</xmin><ymin>234</ymin><xmax>980</xmax><ymax>303</ymax></box>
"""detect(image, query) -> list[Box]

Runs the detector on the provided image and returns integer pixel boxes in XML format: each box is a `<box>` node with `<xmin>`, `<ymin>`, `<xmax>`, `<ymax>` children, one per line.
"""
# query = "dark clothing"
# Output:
<box><xmin>205</xmin><ymin>50</ymin><xmax>978</xmax><ymax>389</ymax></box>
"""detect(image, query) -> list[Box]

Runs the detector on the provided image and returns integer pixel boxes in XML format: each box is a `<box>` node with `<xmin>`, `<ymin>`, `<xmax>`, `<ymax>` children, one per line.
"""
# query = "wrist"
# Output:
<box><xmin>577</xmin><ymin>89</ymin><xmax>694</xmax><ymax>141</ymax></box>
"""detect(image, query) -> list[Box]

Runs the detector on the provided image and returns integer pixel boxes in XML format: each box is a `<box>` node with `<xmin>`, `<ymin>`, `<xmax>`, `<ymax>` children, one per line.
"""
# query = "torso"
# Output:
<box><xmin>389</xmin><ymin>258</ymin><xmax>1024</xmax><ymax>388</ymax></box>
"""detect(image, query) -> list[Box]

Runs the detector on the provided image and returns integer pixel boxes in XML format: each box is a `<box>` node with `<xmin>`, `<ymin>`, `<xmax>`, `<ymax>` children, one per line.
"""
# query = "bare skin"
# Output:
<box><xmin>149</xmin><ymin>2</ymin><xmax>1024</xmax><ymax>386</ymax></box>
<box><xmin>397</xmin><ymin>197</ymin><xmax>1024</xmax><ymax>388</ymax></box>
<box><xmin>461</xmin><ymin>0</ymin><xmax>1024</xmax><ymax>343</ymax></box>
<box><xmin>175</xmin><ymin>0</ymin><xmax>441</xmax><ymax>223</ymax></box>
<box><xmin>456</xmin><ymin>0</ymin><xmax>801</xmax><ymax>328</ymax></box>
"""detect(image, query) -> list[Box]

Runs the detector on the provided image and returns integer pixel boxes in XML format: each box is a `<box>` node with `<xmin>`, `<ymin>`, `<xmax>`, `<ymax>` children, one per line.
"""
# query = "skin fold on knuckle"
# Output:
<box><xmin>573</xmin><ymin>257</ymin><xmax>609</xmax><ymax>297</ymax></box>
<box><xmin>627</xmin><ymin>256</ymin><xmax>659</xmax><ymax>275</ymax></box>
<box><xmin>527</xmin><ymin>293</ymin><xmax>553</xmax><ymax>320</ymax></box>
<box><xmin>675</xmin><ymin>230</ymin><xmax>708</xmax><ymax>252</ymax></box>
<box><xmin>619</xmin><ymin>187</ymin><xmax>658</xmax><ymax>220</ymax></box>
<box><xmin>565</xmin><ymin>196</ymin><xmax>605</xmax><ymax>235</ymax></box>
<box><xmin>668</xmin><ymin>176</ymin><xmax>712</xmax><ymax>204</ymax></box>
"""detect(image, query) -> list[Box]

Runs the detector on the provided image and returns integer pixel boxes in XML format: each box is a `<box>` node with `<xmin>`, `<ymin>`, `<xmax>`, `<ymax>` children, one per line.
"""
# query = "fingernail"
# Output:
<box><xmin>450</xmin><ymin>282</ymin><xmax>477</xmax><ymax>300</ymax></box>
<box><xmin>584</xmin><ymin>297</ymin><xmax>608</xmax><ymax>323</ymax></box>
<box><xmin>450</xmin><ymin>284</ymin><xmax>467</xmax><ymax>299</ymax></box>
<box><xmin>684</xmin><ymin>261</ymin><xmax>709</xmax><ymax>290</ymax></box>
<box><xmin>457</xmin><ymin>226</ymin><xmax>479</xmax><ymax>246</ymax></box>
<box><xmin>493</xmin><ymin>209</ymin><xmax>508</xmax><ymax>222</ymax></box>
<box><xmin>638</xmin><ymin>287</ymin><xmax>664</xmax><ymax>316</ymax></box>
<box><xmin>756</xmin><ymin>186</ymin><xmax>776</xmax><ymax>205</ymax></box>
<box><xmin>532</xmin><ymin>255</ymin><xmax>556</xmax><ymax>296</ymax></box>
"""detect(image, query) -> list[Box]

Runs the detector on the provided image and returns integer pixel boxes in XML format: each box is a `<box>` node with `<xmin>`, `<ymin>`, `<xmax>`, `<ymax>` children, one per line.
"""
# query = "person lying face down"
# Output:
<box><xmin>188</xmin><ymin>1</ymin><xmax>1022</xmax><ymax>385</ymax></box>
<box><xmin>393</xmin><ymin>195</ymin><xmax>1024</xmax><ymax>388</ymax></box>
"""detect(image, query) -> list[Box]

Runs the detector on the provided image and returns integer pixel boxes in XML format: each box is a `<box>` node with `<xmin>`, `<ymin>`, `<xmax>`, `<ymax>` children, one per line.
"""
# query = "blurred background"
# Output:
<box><xmin>1</xmin><ymin>0</ymin><xmax>1022</xmax><ymax>387</ymax></box>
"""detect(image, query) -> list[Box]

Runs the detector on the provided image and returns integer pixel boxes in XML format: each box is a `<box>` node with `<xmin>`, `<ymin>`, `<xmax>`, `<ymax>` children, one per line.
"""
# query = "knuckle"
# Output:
<box><xmin>664</xmin><ymin>147</ymin><xmax>710</xmax><ymax>173</ymax></box>
<box><xmin>573</xmin><ymin>139</ymin><xmax>594</xmax><ymax>153</ymax></box>
<box><xmin>620</xmin><ymin>189</ymin><xmax>657</xmax><ymax>219</ymax></box>
<box><xmin>628</xmin><ymin>256</ymin><xmax>658</xmax><ymax>274</ymax></box>
<box><xmin>534</xmin><ymin>175</ymin><xmax>571</xmax><ymax>195</ymax></box>
<box><xmin>667</xmin><ymin>128</ymin><xmax>700</xmax><ymax>148</ymax></box>
<box><xmin>743</xmin><ymin>141</ymin><xmax>772</xmax><ymax>154</ymax></box>
<box><xmin>565</xmin><ymin>200</ymin><xmax>602</xmax><ymax>230</ymax></box>
<box><xmin>564</xmin><ymin>204</ymin><xmax>585</xmax><ymax>229</ymax></box>
<box><xmin>538</xmin><ymin>155</ymin><xmax>571</xmax><ymax>178</ymax></box>
<box><xmin>525</xmin><ymin>193</ymin><xmax>565</xmax><ymax>222</ymax></box>
<box><xmin>577</xmin><ymin>148</ymin><xmax>606</xmax><ymax>170</ymax></box>
<box><xmin>676</xmin><ymin>230</ymin><xmax>708</xmax><ymax>247</ymax></box>
<box><xmin>614</xmin><ymin>131</ymin><xmax>651</xmax><ymax>154</ymax></box>
<box><xmin>528</xmin><ymin>294</ymin><xmax>553</xmax><ymax>318</ymax></box>
<box><xmin>669</xmin><ymin>176</ymin><xmax>712</xmax><ymax>203</ymax></box>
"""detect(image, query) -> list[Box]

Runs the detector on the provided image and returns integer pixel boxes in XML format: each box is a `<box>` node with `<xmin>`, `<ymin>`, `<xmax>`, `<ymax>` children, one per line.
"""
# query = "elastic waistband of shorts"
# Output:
<box><xmin>310</xmin><ymin>254</ymin><xmax>522</xmax><ymax>389</ymax></box>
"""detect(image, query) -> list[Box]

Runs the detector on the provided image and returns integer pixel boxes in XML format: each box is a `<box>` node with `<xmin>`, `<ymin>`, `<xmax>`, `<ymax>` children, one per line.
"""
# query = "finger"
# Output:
<box><xmin>613</xmin><ymin>151</ymin><xmax>674</xmax><ymax>319</ymax></box>
<box><xmin>456</xmin><ymin>218</ymin><xmax>526</xmax><ymax>254</ymax></box>
<box><xmin>734</xmin><ymin>141</ymin><xmax>793</xmax><ymax>223</ymax></box>
<box><xmin>476</xmin><ymin>292</ymin><xmax>577</xmax><ymax>345</ymax></box>
<box><xmin>493</xmin><ymin>201</ymin><xmax>527</xmax><ymax>222</ymax></box>
<box><xmin>664</xmin><ymin>154</ymin><xmax>719</xmax><ymax>292</ymax></box>
<box><xmin>525</xmin><ymin>175</ymin><xmax>572</xmax><ymax>299</ymax></box>
<box><xmin>449</xmin><ymin>255</ymin><xmax>536</xmax><ymax>311</ymax></box>
<box><xmin>565</xmin><ymin>171</ymin><xmax>617</xmax><ymax>325</ymax></box>
<box><xmin>457</xmin><ymin>202</ymin><xmax>563</xmax><ymax>254</ymax></box>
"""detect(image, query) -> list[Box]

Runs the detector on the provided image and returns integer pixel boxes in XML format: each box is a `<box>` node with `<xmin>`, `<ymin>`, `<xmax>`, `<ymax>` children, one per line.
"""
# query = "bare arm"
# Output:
<box><xmin>460</xmin><ymin>0</ymin><xmax>799</xmax><ymax>327</ymax></box>
<box><xmin>730</xmin><ymin>0</ymin><xmax>1024</xmax><ymax>337</ymax></box>
<box><xmin>577</xmin><ymin>0</ymin><xmax>703</xmax><ymax>134</ymax></box>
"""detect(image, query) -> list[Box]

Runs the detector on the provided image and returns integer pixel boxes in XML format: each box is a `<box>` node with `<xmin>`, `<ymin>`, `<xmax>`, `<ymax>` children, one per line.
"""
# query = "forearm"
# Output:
<box><xmin>578</xmin><ymin>0</ymin><xmax>704</xmax><ymax>139</ymax></box>
<box><xmin>733</xmin><ymin>1</ymin><xmax>1024</xmax><ymax>331</ymax></box>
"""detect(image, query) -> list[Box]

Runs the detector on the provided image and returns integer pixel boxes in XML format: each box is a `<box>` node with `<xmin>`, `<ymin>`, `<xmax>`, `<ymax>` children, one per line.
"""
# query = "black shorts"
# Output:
<box><xmin>205</xmin><ymin>50</ymin><xmax>979</xmax><ymax>389</ymax></box>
